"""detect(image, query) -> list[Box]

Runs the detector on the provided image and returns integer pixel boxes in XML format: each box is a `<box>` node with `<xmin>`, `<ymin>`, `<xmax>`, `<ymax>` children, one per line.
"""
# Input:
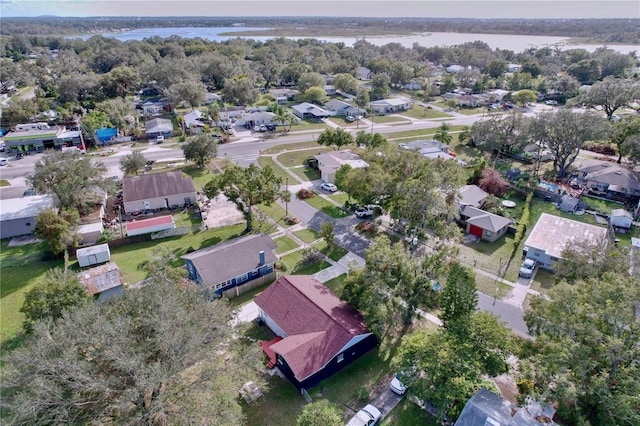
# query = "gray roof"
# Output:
<box><xmin>292</xmin><ymin>102</ymin><xmax>331</xmax><ymax>117</ymax></box>
<box><xmin>181</xmin><ymin>234</ymin><xmax>277</xmax><ymax>287</ymax></box>
<box><xmin>145</xmin><ymin>118</ymin><xmax>173</xmax><ymax>133</ymax></box>
<box><xmin>314</xmin><ymin>150</ymin><xmax>369</xmax><ymax>172</ymax></box>
<box><xmin>122</xmin><ymin>171</ymin><xmax>195</xmax><ymax>203</ymax></box>
<box><xmin>77</xmin><ymin>262</ymin><xmax>125</xmax><ymax>295</ymax></box>
<box><xmin>0</xmin><ymin>195</ymin><xmax>55</xmax><ymax>221</ymax></box>
<box><xmin>457</xmin><ymin>185</ymin><xmax>489</xmax><ymax>208</ymax></box>
<box><xmin>460</xmin><ymin>205</ymin><xmax>512</xmax><ymax>232</ymax></box>
<box><xmin>524</xmin><ymin>213</ymin><xmax>608</xmax><ymax>258</ymax></box>
<box><xmin>611</xmin><ymin>208</ymin><xmax>632</xmax><ymax>219</ymax></box>
<box><xmin>455</xmin><ymin>389</ymin><xmax>556</xmax><ymax>426</ymax></box>
<box><xmin>76</xmin><ymin>243</ymin><xmax>110</xmax><ymax>257</ymax></box>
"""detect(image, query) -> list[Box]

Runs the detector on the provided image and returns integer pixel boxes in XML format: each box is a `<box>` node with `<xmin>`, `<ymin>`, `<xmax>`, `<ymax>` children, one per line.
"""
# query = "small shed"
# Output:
<box><xmin>76</xmin><ymin>222</ymin><xmax>104</xmax><ymax>246</ymax></box>
<box><xmin>126</xmin><ymin>215</ymin><xmax>175</xmax><ymax>237</ymax></box>
<box><xmin>77</xmin><ymin>243</ymin><xmax>111</xmax><ymax>268</ymax></box>
<box><xmin>77</xmin><ymin>262</ymin><xmax>125</xmax><ymax>302</ymax></box>
<box><xmin>610</xmin><ymin>208</ymin><xmax>633</xmax><ymax>229</ymax></box>
<box><xmin>558</xmin><ymin>195</ymin><xmax>580</xmax><ymax>213</ymax></box>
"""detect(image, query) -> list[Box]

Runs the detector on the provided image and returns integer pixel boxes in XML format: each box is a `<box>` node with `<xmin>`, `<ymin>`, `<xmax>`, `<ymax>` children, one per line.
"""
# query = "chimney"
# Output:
<box><xmin>258</xmin><ymin>250</ymin><xmax>265</xmax><ymax>266</ymax></box>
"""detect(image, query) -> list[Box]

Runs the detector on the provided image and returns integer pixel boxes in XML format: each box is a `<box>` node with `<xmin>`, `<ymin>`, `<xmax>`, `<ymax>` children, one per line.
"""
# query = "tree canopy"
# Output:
<box><xmin>182</xmin><ymin>133</ymin><xmax>218</xmax><ymax>168</ymax></box>
<box><xmin>119</xmin><ymin>151</ymin><xmax>146</xmax><ymax>176</ymax></box>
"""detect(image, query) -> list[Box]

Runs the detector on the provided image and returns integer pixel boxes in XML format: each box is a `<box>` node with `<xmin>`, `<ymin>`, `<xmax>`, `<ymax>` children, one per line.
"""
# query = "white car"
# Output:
<box><xmin>355</xmin><ymin>207</ymin><xmax>373</xmax><ymax>218</ymax></box>
<box><xmin>398</xmin><ymin>143</ymin><xmax>411</xmax><ymax>150</ymax></box>
<box><xmin>346</xmin><ymin>404</ymin><xmax>381</xmax><ymax>426</ymax></box>
<box><xmin>253</xmin><ymin>125</ymin><xmax>261</xmax><ymax>132</ymax></box>
<box><xmin>156</xmin><ymin>135</ymin><xmax>164</xmax><ymax>143</ymax></box>
<box><xmin>320</xmin><ymin>182</ymin><xmax>337</xmax><ymax>192</ymax></box>
<box><xmin>390</xmin><ymin>373</ymin><xmax>407</xmax><ymax>395</ymax></box>
<box><xmin>0</xmin><ymin>159</ymin><xmax>8</xmax><ymax>166</ymax></box>
<box><xmin>519</xmin><ymin>259</ymin><xmax>536</xmax><ymax>278</ymax></box>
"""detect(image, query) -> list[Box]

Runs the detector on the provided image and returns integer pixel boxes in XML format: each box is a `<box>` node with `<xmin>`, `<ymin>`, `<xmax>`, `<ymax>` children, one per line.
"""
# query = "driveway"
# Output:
<box><xmin>350</xmin><ymin>375</ymin><xmax>404</xmax><ymax>422</ymax></box>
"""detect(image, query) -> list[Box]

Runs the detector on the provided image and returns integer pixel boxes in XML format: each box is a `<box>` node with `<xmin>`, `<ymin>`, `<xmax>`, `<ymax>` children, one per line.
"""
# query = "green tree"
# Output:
<box><xmin>204</xmin><ymin>164</ymin><xmax>285</xmax><ymax>232</ymax></box>
<box><xmin>556</xmin><ymin>236</ymin><xmax>630</xmax><ymax>284</ymax></box>
<box><xmin>20</xmin><ymin>267</ymin><xmax>90</xmax><ymax>333</ymax></box>
<box><xmin>119</xmin><ymin>151</ymin><xmax>146</xmax><ymax>176</ymax></box>
<box><xmin>320</xmin><ymin>221</ymin><xmax>335</xmax><ymax>248</ymax></box>
<box><xmin>222</xmin><ymin>74</ymin><xmax>259</xmax><ymax>105</ymax></box>
<box><xmin>95</xmin><ymin>97</ymin><xmax>137</xmax><ymax>136</ymax></box>
<box><xmin>434</xmin><ymin>122</ymin><xmax>452</xmax><ymax>145</ymax></box>
<box><xmin>612</xmin><ymin>115</ymin><xmax>640</xmax><ymax>163</ymax></box>
<box><xmin>439</xmin><ymin>262</ymin><xmax>478</xmax><ymax>335</ymax></box>
<box><xmin>297</xmin><ymin>399</ymin><xmax>342</xmax><ymax>426</ymax></box>
<box><xmin>33</xmin><ymin>208</ymin><xmax>80</xmax><ymax>255</ymax></box>
<box><xmin>182</xmin><ymin>133</ymin><xmax>218</xmax><ymax>168</ymax></box>
<box><xmin>138</xmin><ymin>246</ymin><xmax>189</xmax><ymax>284</ymax></box>
<box><xmin>316</xmin><ymin>127</ymin><xmax>354</xmax><ymax>149</ymax></box>
<box><xmin>297</xmin><ymin>72</ymin><xmax>325</xmax><ymax>92</ymax></box>
<box><xmin>27</xmin><ymin>151</ymin><xmax>111</xmax><ymax>213</ymax></box>
<box><xmin>332</xmin><ymin>73</ymin><xmax>359</xmax><ymax>95</ymax></box>
<box><xmin>570</xmin><ymin>77</ymin><xmax>640</xmax><ymax>120</ymax></box>
<box><xmin>524</xmin><ymin>273</ymin><xmax>640</xmax><ymax>425</ymax></box>
<box><xmin>2</xmin><ymin>280</ymin><xmax>264</xmax><ymax>425</ymax></box>
<box><xmin>301</xmin><ymin>86</ymin><xmax>329</xmax><ymax>105</ymax></box>
<box><xmin>99</xmin><ymin>65</ymin><xmax>139</xmax><ymax>98</ymax></box>
<box><xmin>513</xmin><ymin>89</ymin><xmax>538</xmax><ymax>106</ymax></box>
<box><xmin>165</xmin><ymin>80</ymin><xmax>207</xmax><ymax>109</ymax></box>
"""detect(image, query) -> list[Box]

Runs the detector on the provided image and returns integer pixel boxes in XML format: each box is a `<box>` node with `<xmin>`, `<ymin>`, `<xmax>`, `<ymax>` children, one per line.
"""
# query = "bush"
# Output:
<box><xmin>356</xmin><ymin>221</ymin><xmax>377</xmax><ymax>235</ymax></box>
<box><xmin>284</xmin><ymin>216</ymin><xmax>299</xmax><ymax>225</ymax></box>
<box><xmin>511</xmin><ymin>191</ymin><xmax>533</xmax><ymax>258</ymax></box>
<box><xmin>300</xmin><ymin>248</ymin><xmax>323</xmax><ymax>266</ymax></box>
<box><xmin>296</xmin><ymin>189</ymin><xmax>315</xmax><ymax>200</ymax></box>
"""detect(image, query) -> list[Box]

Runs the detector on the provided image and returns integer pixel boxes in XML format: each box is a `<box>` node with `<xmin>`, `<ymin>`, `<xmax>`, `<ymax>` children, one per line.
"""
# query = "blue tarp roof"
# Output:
<box><xmin>96</xmin><ymin>128</ymin><xmax>117</xmax><ymax>142</ymax></box>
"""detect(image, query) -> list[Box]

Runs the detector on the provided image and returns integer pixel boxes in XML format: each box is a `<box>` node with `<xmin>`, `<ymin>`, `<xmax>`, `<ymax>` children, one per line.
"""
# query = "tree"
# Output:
<box><xmin>570</xmin><ymin>77</ymin><xmax>640</xmax><ymax>120</ymax></box>
<box><xmin>478</xmin><ymin>168</ymin><xmax>510</xmax><ymax>196</ymax></box>
<box><xmin>316</xmin><ymin>127</ymin><xmax>354</xmax><ymax>149</ymax></box>
<box><xmin>203</xmin><ymin>164</ymin><xmax>285</xmax><ymax>232</ymax></box>
<box><xmin>320</xmin><ymin>221</ymin><xmax>335</xmax><ymax>248</ymax></box>
<box><xmin>469</xmin><ymin>112</ymin><xmax>528</xmax><ymax>155</ymax></box>
<box><xmin>119</xmin><ymin>151</ymin><xmax>146</xmax><ymax>176</ymax></box>
<box><xmin>138</xmin><ymin>246</ymin><xmax>189</xmax><ymax>284</ymax></box>
<box><xmin>27</xmin><ymin>151</ymin><xmax>111</xmax><ymax>213</ymax></box>
<box><xmin>513</xmin><ymin>89</ymin><xmax>537</xmax><ymax>106</ymax></box>
<box><xmin>182</xmin><ymin>133</ymin><xmax>218</xmax><ymax>168</ymax></box>
<box><xmin>485</xmin><ymin>60</ymin><xmax>508</xmax><ymax>78</ymax></box>
<box><xmin>297</xmin><ymin>72</ymin><xmax>325</xmax><ymax>92</ymax></box>
<box><xmin>222</xmin><ymin>74</ymin><xmax>259</xmax><ymax>105</ymax></box>
<box><xmin>100</xmin><ymin>65</ymin><xmax>139</xmax><ymax>98</ymax></box>
<box><xmin>20</xmin><ymin>267</ymin><xmax>90</xmax><ymax>333</ymax></box>
<box><xmin>355</xmin><ymin>131</ymin><xmax>387</xmax><ymax>150</ymax></box>
<box><xmin>523</xmin><ymin>273</ymin><xmax>640</xmax><ymax>425</ymax></box>
<box><xmin>165</xmin><ymin>80</ymin><xmax>206</xmax><ymax>109</ymax></box>
<box><xmin>332</xmin><ymin>73</ymin><xmax>359</xmax><ymax>95</ymax></box>
<box><xmin>370</xmin><ymin>72</ymin><xmax>390</xmax><ymax>99</ymax></box>
<box><xmin>296</xmin><ymin>399</ymin><xmax>342</xmax><ymax>426</ymax></box>
<box><xmin>439</xmin><ymin>262</ymin><xmax>477</xmax><ymax>335</ymax></box>
<box><xmin>612</xmin><ymin>115</ymin><xmax>640</xmax><ymax>163</ymax></box>
<box><xmin>434</xmin><ymin>122</ymin><xmax>452</xmax><ymax>145</ymax></box>
<box><xmin>2</xmin><ymin>280</ymin><xmax>264</xmax><ymax>425</ymax></box>
<box><xmin>566</xmin><ymin>58</ymin><xmax>602</xmax><ymax>85</ymax></box>
<box><xmin>33</xmin><ymin>209</ymin><xmax>80</xmax><ymax>255</ymax></box>
<box><xmin>95</xmin><ymin>98</ymin><xmax>137</xmax><ymax>135</ymax></box>
<box><xmin>301</xmin><ymin>86</ymin><xmax>329</xmax><ymax>105</ymax></box>
<box><xmin>528</xmin><ymin>110</ymin><xmax>607</xmax><ymax>177</ymax></box>
<box><xmin>556</xmin><ymin>236</ymin><xmax>630</xmax><ymax>284</ymax></box>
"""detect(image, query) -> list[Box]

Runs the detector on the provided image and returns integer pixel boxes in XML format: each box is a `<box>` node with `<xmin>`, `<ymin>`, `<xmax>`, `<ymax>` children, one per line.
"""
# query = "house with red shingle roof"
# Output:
<box><xmin>254</xmin><ymin>275</ymin><xmax>377</xmax><ymax>390</ymax></box>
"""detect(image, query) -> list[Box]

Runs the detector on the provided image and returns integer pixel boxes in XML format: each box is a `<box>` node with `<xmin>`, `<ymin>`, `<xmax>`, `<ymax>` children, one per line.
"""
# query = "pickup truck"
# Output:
<box><xmin>346</xmin><ymin>404</ymin><xmax>381</xmax><ymax>426</ymax></box>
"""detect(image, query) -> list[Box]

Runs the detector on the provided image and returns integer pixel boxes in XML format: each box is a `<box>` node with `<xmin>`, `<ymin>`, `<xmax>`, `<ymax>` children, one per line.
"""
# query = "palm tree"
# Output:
<box><xmin>434</xmin><ymin>123</ymin><xmax>452</xmax><ymax>145</ymax></box>
<box><xmin>272</xmin><ymin>103</ymin><xmax>287</xmax><ymax>131</ymax></box>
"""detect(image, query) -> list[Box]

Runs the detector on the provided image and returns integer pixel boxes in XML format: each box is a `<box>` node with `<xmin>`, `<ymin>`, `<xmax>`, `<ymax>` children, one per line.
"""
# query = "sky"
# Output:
<box><xmin>1</xmin><ymin>0</ymin><xmax>639</xmax><ymax>19</ymax></box>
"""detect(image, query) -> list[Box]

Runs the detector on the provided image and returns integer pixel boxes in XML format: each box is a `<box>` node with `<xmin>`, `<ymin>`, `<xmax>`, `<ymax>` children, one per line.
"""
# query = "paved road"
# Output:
<box><xmin>477</xmin><ymin>292</ymin><xmax>531</xmax><ymax>338</ymax></box>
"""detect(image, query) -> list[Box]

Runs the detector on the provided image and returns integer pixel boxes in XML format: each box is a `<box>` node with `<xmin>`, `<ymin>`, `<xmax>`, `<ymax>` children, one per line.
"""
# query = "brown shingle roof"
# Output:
<box><xmin>77</xmin><ymin>262</ymin><xmax>126</xmax><ymax>295</ymax></box>
<box><xmin>122</xmin><ymin>171</ymin><xmax>195</xmax><ymax>203</ymax></box>
<box><xmin>254</xmin><ymin>275</ymin><xmax>370</xmax><ymax>381</ymax></box>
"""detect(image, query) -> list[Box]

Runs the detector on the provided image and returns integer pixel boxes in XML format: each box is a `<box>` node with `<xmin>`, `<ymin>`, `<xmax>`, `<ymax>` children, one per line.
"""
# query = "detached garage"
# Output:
<box><xmin>77</xmin><ymin>243</ymin><xmax>111</xmax><ymax>268</ymax></box>
<box><xmin>126</xmin><ymin>215</ymin><xmax>175</xmax><ymax>236</ymax></box>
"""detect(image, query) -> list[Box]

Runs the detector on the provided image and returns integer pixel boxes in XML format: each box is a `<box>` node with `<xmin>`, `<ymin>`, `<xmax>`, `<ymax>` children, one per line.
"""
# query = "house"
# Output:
<box><xmin>357</xmin><ymin>66</ymin><xmax>372</xmax><ymax>80</ymax></box>
<box><xmin>485</xmin><ymin>89</ymin><xmax>510</xmax><ymax>102</ymax></box>
<box><xmin>241</xmin><ymin>111</ymin><xmax>276</xmax><ymax>128</ymax></box>
<box><xmin>182</xmin><ymin>110</ymin><xmax>205</xmax><ymax>134</ymax></box>
<box><xmin>3</xmin><ymin>125</ymin><xmax>82</xmax><ymax>153</ymax></box>
<box><xmin>254</xmin><ymin>275</ymin><xmax>377</xmax><ymax>390</ymax></box>
<box><xmin>446</xmin><ymin>64</ymin><xmax>464</xmax><ymax>73</ymax></box>
<box><xmin>122</xmin><ymin>170</ymin><xmax>196</xmax><ymax>213</ymax></box>
<box><xmin>141</xmin><ymin>98</ymin><xmax>167</xmax><ymax>115</ymax></box>
<box><xmin>0</xmin><ymin>195</ymin><xmax>56</xmax><ymax>239</ymax></box>
<box><xmin>291</xmin><ymin>102</ymin><xmax>332</xmax><ymax>120</ymax></box>
<box><xmin>522</xmin><ymin>143</ymin><xmax>553</xmax><ymax>163</ymax></box>
<box><xmin>313</xmin><ymin>150</ymin><xmax>369</xmax><ymax>183</ymax></box>
<box><xmin>575</xmin><ymin>159</ymin><xmax>640</xmax><ymax>202</ymax></box>
<box><xmin>610</xmin><ymin>208</ymin><xmax>633</xmax><ymax>230</ymax></box>
<box><xmin>77</xmin><ymin>262</ymin><xmax>126</xmax><ymax>302</ymax></box>
<box><xmin>182</xmin><ymin>234</ymin><xmax>277</xmax><ymax>298</ymax></box>
<box><xmin>459</xmin><ymin>205</ymin><xmax>512</xmax><ymax>242</ymax></box>
<box><xmin>203</xmin><ymin>92</ymin><xmax>222</xmax><ymax>105</ymax></box>
<box><xmin>457</xmin><ymin>185</ymin><xmax>489</xmax><ymax>209</ymax></box>
<box><xmin>558</xmin><ymin>195</ymin><xmax>581</xmax><ymax>213</ymax></box>
<box><xmin>218</xmin><ymin>106</ymin><xmax>246</xmax><ymax>121</ymax></box>
<box><xmin>507</xmin><ymin>63</ymin><xmax>522</xmax><ymax>72</ymax></box>
<box><xmin>144</xmin><ymin>118</ymin><xmax>173</xmax><ymax>140</ymax></box>
<box><xmin>324</xmin><ymin>99</ymin><xmax>365</xmax><ymax>117</ymax></box>
<box><xmin>76</xmin><ymin>243</ymin><xmax>111</xmax><ymax>268</ymax></box>
<box><xmin>456</xmin><ymin>94</ymin><xmax>480</xmax><ymax>108</ymax></box>
<box><xmin>368</xmin><ymin>98</ymin><xmax>411</xmax><ymax>114</ymax></box>
<box><xmin>125</xmin><ymin>215</ymin><xmax>175</xmax><ymax>237</ymax></box>
<box><xmin>524</xmin><ymin>213</ymin><xmax>608</xmax><ymax>270</ymax></box>
<box><xmin>268</xmin><ymin>88</ymin><xmax>299</xmax><ymax>102</ymax></box>
<box><xmin>405</xmin><ymin>139</ymin><xmax>465</xmax><ymax>164</ymax></box>
<box><xmin>76</xmin><ymin>222</ymin><xmax>104</xmax><ymax>245</ymax></box>
<box><xmin>404</xmin><ymin>80</ymin><xmax>422</xmax><ymax>90</ymax></box>
<box><xmin>324</xmin><ymin>85</ymin><xmax>337</xmax><ymax>96</ymax></box>
<box><xmin>455</xmin><ymin>388</ymin><xmax>556</xmax><ymax>426</ymax></box>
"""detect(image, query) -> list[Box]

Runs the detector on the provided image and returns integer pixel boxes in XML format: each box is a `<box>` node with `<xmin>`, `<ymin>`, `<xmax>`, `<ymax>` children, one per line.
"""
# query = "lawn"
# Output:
<box><xmin>385</xmin><ymin>125</ymin><xmax>467</xmax><ymax>140</ymax></box>
<box><xmin>0</xmin><ymin>179</ymin><xmax>10</xmax><ymax>187</ymax></box>
<box><xmin>400</xmin><ymin>107</ymin><xmax>452</xmax><ymax>120</ymax></box>
<box><xmin>324</xmin><ymin>274</ymin><xmax>347</xmax><ymax>295</ymax></box>
<box><xmin>312</xmin><ymin>240</ymin><xmax>349</xmax><ymax>262</ymax></box>
<box><xmin>256</xmin><ymin>156</ymin><xmax>294</xmax><ymax>182</ymax></box>
<box><xmin>329</xmin><ymin>192</ymin><xmax>350</xmax><ymax>206</ymax></box>
<box><xmin>456</xmin><ymin>107</ymin><xmax>486</xmax><ymax>116</ymax></box>
<box><xmin>291</xmin><ymin>120</ymin><xmax>329</xmax><ymax>131</ymax></box>
<box><xmin>255</xmin><ymin>201</ymin><xmax>296</xmax><ymax>229</ymax></box>
<box><xmin>276</xmin><ymin>147</ymin><xmax>332</xmax><ymax>168</ymax></box>
<box><xmin>261</xmin><ymin>141</ymin><xmax>321</xmax><ymax>155</ymax></box>
<box><xmin>0</xmin><ymin>241</ymin><xmax>63</xmax><ymax>343</ymax></box>
<box><xmin>381</xmin><ymin>398</ymin><xmax>439</xmax><ymax>426</ymax></box>
<box><xmin>290</xmin><ymin>166</ymin><xmax>321</xmax><ymax>182</ymax></box>
<box><xmin>304</xmin><ymin>196</ymin><xmax>351</xmax><ymax>218</ymax></box>
<box><xmin>293</xmin><ymin>228</ymin><xmax>320</xmax><ymax>244</ymax></box>
<box><xmin>274</xmin><ymin>236</ymin><xmax>300</xmax><ymax>254</ymax></box>
<box><xmin>370</xmin><ymin>115</ymin><xmax>410</xmax><ymax>124</ymax></box>
<box><xmin>457</xmin><ymin>233</ymin><xmax>521</xmax><ymax>283</ymax></box>
<box><xmin>279</xmin><ymin>249</ymin><xmax>331</xmax><ymax>274</ymax></box>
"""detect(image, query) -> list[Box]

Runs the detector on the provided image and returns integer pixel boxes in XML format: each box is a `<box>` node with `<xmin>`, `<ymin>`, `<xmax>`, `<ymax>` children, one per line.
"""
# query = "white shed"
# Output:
<box><xmin>77</xmin><ymin>243</ymin><xmax>111</xmax><ymax>268</ymax></box>
<box><xmin>610</xmin><ymin>209</ymin><xmax>633</xmax><ymax>229</ymax></box>
<box><xmin>77</xmin><ymin>222</ymin><xmax>104</xmax><ymax>246</ymax></box>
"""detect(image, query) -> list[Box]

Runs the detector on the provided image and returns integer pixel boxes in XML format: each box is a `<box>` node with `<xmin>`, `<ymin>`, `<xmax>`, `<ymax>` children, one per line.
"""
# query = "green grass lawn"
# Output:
<box><xmin>261</xmin><ymin>141</ymin><xmax>321</xmax><ymax>155</ymax></box>
<box><xmin>456</xmin><ymin>107</ymin><xmax>486</xmax><ymax>116</ymax></box>
<box><xmin>279</xmin><ymin>249</ymin><xmax>331</xmax><ymax>274</ymax></box>
<box><xmin>255</xmin><ymin>201</ymin><xmax>296</xmax><ymax>229</ymax></box>
<box><xmin>256</xmin><ymin>156</ymin><xmax>294</xmax><ymax>182</ymax></box>
<box><xmin>400</xmin><ymin>107</ymin><xmax>452</xmax><ymax>120</ymax></box>
<box><xmin>312</xmin><ymin>241</ymin><xmax>349</xmax><ymax>262</ymax></box>
<box><xmin>304</xmin><ymin>196</ymin><xmax>351</xmax><ymax>218</ymax></box>
<box><xmin>323</xmin><ymin>274</ymin><xmax>347</xmax><ymax>295</ymax></box>
<box><xmin>0</xmin><ymin>179</ymin><xmax>10</xmax><ymax>187</ymax></box>
<box><xmin>293</xmin><ymin>228</ymin><xmax>320</xmax><ymax>244</ymax></box>
<box><xmin>0</xmin><ymin>241</ymin><xmax>63</xmax><ymax>343</ymax></box>
<box><xmin>370</xmin><ymin>115</ymin><xmax>410</xmax><ymax>124</ymax></box>
<box><xmin>329</xmin><ymin>192</ymin><xmax>350</xmax><ymax>206</ymax></box>
<box><xmin>180</xmin><ymin>164</ymin><xmax>217</xmax><ymax>191</ymax></box>
<box><xmin>381</xmin><ymin>398</ymin><xmax>439</xmax><ymax>426</ymax></box>
<box><xmin>385</xmin><ymin>125</ymin><xmax>466</xmax><ymax>141</ymax></box>
<box><xmin>274</xmin><ymin>236</ymin><xmax>300</xmax><ymax>254</ymax></box>
<box><xmin>292</xmin><ymin>120</ymin><xmax>329</xmax><ymax>131</ymax></box>
<box><xmin>276</xmin><ymin>147</ymin><xmax>332</xmax><ymax>168</ymax></box>
<box><xmin>290</xmin><ymin>166</ymin><xmax>321</xmax><ymax>182</ymax></box>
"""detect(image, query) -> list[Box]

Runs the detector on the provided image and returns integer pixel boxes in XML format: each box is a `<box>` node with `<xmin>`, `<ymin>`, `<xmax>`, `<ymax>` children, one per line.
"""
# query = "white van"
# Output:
<box><xmin>156</xmin><ymin>135</ymin><xmax>165</xmax><ymax>143</ymax></box>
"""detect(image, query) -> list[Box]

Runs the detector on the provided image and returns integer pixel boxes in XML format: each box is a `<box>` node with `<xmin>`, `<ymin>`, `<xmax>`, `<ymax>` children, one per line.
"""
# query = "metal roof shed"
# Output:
<box><xmin>77</xmin><ymin>243</ymin><xmax>111</xmax><ymax>268</ymax></box>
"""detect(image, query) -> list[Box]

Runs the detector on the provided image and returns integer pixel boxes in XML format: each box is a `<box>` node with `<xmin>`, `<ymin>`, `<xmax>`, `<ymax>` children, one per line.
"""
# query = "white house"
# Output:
<box><xmin>368</xmin><ymin>98</ymin><xmax>411</xmax><ymax>114</ymax></box>
<box><xmin>524</xmin><ymin>213</ymin><xmax>608</xmax><ymax>270</ymax></box>
<box><xmin>357</xmin><ymin>66</ymin><xmax>372</xmax><ymax>80</ymax></box>
<box><xmin>183</xmin><ymin>110</ymin><xmax>205</xmax><ymax>134</ymax></box>
<box><xmin>144</xmin><ymin>118</ymin><xmax>173</xmax><ymax>140</ymax></box>
<box><xmin>324</xmin><ymin>99</ymin><xmax>365</xmax><ymax>117</ymax></box>
<box><xmin>0</xmin><ymin>195</ymin><xmax>56</xmax><ymax>239</ymax></box>
<box><xmin>291</xmin><ymin>102</ymin><xmax>331</xmax><ymax>120</ymax></box>
<box><xmin>313</xmin><ymin>150</ymin><xmax>369</xmax><ymax>183</ymax></box>
<box><xmin>122</xmin><ymin>171</ymin><xmax>196</xmax><ymax>213</ymax></box>
<box><xmin>610</xmin><ymin>208</ymin><xmax>633</xmax><ymax>230</ymax></box>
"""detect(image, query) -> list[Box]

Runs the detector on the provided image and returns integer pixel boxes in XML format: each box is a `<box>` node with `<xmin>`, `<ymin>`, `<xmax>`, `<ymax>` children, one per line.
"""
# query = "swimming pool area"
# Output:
<box><xmin>537</xmin><ymin>182</ymin><xmax>559</xmax><ymax>192</ymax></box>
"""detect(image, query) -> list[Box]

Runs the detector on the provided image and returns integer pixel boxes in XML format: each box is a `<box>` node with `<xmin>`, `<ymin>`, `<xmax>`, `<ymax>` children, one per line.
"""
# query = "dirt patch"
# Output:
<box><xmin>202</xmin><ymin>194</ymin><xmax>245</xmax><ymax>229</ymax></box>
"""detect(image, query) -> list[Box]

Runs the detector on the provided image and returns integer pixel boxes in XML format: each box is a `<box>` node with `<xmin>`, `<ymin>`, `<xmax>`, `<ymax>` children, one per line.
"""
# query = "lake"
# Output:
<box><xmin>74</xmin><ymin>26</ymin><xmax>639</xmax><ymax>54</ymax></box>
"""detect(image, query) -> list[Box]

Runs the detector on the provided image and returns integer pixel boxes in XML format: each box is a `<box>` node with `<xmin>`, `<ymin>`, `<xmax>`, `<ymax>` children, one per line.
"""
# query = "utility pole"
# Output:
<box><xmin>285</xmin><ymin>177</ymin><xmax>289</xmax><ymax>218</ymax></box>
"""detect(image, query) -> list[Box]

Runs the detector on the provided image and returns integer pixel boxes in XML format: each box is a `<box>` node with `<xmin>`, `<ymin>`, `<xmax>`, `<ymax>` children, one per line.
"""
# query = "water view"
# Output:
<box><xmin>74</xmin><ymin>26</ymin><xmax>639</xmax><ymax>54</ymax></box>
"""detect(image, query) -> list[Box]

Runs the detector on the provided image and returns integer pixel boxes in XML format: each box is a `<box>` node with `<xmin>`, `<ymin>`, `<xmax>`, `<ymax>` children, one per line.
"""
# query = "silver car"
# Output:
<box><xmin>519</xmin><ymin>259</ymin><xmax>536</xmax><ymax>278</ymax></box>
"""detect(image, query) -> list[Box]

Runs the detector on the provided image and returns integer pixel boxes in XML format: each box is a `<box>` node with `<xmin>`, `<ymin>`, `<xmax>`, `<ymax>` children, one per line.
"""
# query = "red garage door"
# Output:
<box><xmin>469</xmin><ymin>225</ymin><xmax>483</xmax><ymax>237</ymax></box>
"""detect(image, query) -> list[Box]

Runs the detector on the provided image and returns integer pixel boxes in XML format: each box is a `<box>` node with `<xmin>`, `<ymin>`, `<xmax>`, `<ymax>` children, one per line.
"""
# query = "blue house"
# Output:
<box><xmin>182</xmin><ymin>234</ymin><xmax>278</xmax><ymax>298</ymax></box>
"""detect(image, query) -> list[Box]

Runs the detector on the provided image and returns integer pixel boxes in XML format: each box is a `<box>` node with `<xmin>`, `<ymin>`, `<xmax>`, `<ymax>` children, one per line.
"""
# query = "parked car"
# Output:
<box><xmin>156</xmin><ymin>135</ymin><xmax>164</xmax><ymax>143</ymax></box>
<box><xmin>390</xmin><ymin>373</ymin><xmax>408</xmax><ymax>395</ymax></box>
<box><xmin>519</xmin><ymin>258</ymin><xmax>536</xmax><ymax>278</ymax></box>
<box><xmin>253</xmin><ymin>125</ymin><xmax>261</xmax><ymax>132</ymax></box>
<box><xmin>23</xmin><ymin>188</ymin><xmax>36</xmax><ymax>196</ymax></box>
<box><xmin>0</xmin><ymin>159</ymin><xmax>8</xmax><ymax>166</ymax></box>
<box><xmin>346</xmin><ymin>404</ymin><xmax>381</xmax><ymax>426</ymax></box>
<box><xmin>320</xmin><ymin>182</ymin><xmax>337</xmax><ymax>192</ymax></box>
<box><xmin>265</xmin><ymin>123</ymin><xmax>276</xmax><ymax>131</ymax></box>
<box><xmin>259</xmin><ymin>124</ymin><xmax>268</xmax><ymax>132</ymax></box>
<box><xmin>355</xmin><ymin>207</ymin><xmax>373</xmax><ymax>218</ymax></box>
<box><xmin>544</xmin><ymin>100</ymin><xmax>558</xmax><ymax>105</ymax></box>
<box><xmin>398</xmin><ymin>143</ymin><xmax>411</xmax><ymax>150</ymax></box>
<box><xmin>345</xmin><ymin>115</ymin><xmax>355</xmax><ymax>122</ymax></box>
